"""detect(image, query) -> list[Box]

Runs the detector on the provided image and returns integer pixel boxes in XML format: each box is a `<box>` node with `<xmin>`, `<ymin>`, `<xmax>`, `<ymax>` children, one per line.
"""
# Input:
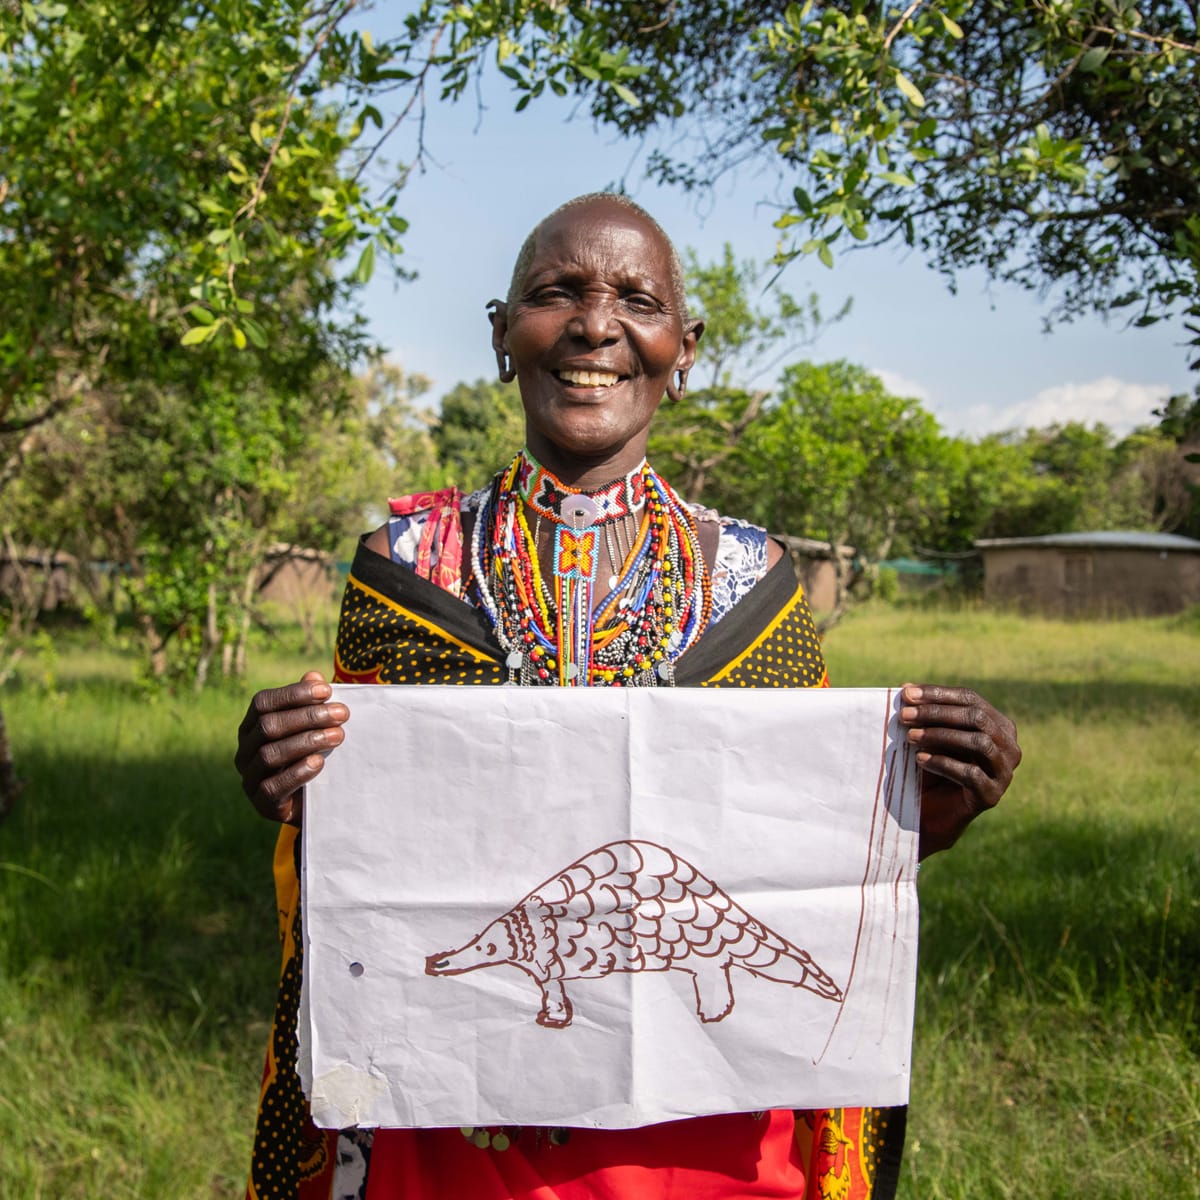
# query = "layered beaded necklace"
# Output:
<box><xmin>471</xmin><ymin>450</ymin><xmax>711</xmax><ymax>686</ymax></box>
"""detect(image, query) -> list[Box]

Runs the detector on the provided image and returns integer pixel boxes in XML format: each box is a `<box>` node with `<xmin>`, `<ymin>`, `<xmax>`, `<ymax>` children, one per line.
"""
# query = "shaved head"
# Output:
<box><xmin>506</xmin><ymin>193</ymin><xmax>687</xmax><ymax>317</ymax></box>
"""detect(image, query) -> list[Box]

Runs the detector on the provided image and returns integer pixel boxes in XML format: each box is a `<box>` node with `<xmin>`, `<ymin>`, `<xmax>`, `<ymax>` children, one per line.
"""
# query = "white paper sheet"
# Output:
<box><xmin>300</xmin><ymin>685</ymin><xmax>920</xmax><ymax>1130</ymax></box>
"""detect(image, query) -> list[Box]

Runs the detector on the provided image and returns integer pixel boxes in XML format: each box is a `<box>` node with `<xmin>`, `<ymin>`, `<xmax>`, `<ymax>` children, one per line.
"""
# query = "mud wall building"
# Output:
<box><xmin>975</xmin><ymin>531</ymin><xmax>1200</xmax><ymax>616</ymax></box>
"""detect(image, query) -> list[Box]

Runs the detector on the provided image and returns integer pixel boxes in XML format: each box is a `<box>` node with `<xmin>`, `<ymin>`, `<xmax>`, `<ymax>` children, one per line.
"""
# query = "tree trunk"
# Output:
<box><xmin>195</xmin><ymin>580</ymin><xmax>218</xmax><ymax>692</ymax></box>
<box><xmin>233</xmin><ymin>561</ymin><xmax>259</xmax><ymax>679</ymax></box>
<box><xmin>138</xmin><ymin>610</ymin><xmax>169</xmax><ymax>677</ymax></box>
<box><xmin>0</xmin><ymin>702</ymin><xmax>23</xmax><ymax>822</ymax></box>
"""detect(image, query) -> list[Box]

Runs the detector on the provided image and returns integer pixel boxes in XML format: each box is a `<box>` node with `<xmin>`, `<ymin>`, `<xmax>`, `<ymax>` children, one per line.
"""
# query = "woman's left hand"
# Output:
<box><xmin>897</xmin><ymin>684</ymin><xmax>1021</xmax><ymax>860</ymax></box>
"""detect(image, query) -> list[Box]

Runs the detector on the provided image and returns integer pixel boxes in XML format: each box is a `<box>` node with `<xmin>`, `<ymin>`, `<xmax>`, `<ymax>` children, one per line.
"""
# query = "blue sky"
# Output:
<box><xmin>350</xmin><ymin>23</ymin><xmax>1196</xmax><ymax>439</ymax></box>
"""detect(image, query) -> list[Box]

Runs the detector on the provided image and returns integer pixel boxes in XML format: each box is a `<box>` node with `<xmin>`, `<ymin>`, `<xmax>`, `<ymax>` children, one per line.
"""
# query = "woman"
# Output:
<box><xmin>236</xmin><ymin>193</ymin><xmax>1021</xmax><ymax>1200</ymax></box>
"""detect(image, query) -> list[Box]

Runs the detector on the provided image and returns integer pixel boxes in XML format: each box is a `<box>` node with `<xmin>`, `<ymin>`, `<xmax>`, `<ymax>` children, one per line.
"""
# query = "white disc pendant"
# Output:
<box><xmin>563</xmin><ymin>494</ymin><xmax>600</xmax><ymax>528</ymax></box>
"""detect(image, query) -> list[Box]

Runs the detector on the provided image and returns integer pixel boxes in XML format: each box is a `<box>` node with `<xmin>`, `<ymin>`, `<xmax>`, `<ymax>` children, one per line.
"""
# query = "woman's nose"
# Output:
<box><xmin>568</xmin><ymin>297</ymin><xmax>618</xmax><ymax>345</ymax></box>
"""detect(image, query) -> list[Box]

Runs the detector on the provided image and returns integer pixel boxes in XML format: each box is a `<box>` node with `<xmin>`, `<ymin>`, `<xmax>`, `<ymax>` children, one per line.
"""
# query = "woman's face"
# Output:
<box><xmin>493</xmin><ymin>199</ymin><xmax>702</xmax><ymax>484</ymax></box>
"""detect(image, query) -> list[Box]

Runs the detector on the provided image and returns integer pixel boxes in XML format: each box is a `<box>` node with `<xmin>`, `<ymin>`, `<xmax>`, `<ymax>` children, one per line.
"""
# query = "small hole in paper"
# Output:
<box><xmin>348</xmin><ymin>961</ymin><xmax>365</xmax><ymax>978</ymax></box>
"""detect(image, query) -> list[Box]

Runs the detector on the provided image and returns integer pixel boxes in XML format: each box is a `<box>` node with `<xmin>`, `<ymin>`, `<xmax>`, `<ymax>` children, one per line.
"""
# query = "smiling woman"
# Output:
<box><xmin>491</xmin><ymin>194</ymin><xmax>701</xmax><ymax>481</ymax></box>
<box><xmin>234</xmin><ymin>192</ymin><xmax>1021</xmax><ymax>1200</ymax></box>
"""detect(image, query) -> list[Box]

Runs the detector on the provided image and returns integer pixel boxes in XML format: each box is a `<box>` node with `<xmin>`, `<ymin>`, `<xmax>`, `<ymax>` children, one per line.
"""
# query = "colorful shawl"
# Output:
<box><xmin>246</xmin><ymin>530</ymin><xmax>905</xmax><ymax>1200</ymax></box>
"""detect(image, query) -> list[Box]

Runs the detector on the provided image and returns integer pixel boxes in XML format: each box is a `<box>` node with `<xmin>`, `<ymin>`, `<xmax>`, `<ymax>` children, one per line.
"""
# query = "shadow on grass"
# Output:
<box><xmin>918</xmin><ymin>813</ymin><xmax>1199</xmax><ymax>1042</ymax></box>
<box><xmin>971</xmin><ymin>677</ymin><xmax>1199</xmax><ymax>723</ymax></box>
<box><xmin>0</xmin><ymin>737</ymin><xmax>281</xmax><ymax>1043</ymax></box>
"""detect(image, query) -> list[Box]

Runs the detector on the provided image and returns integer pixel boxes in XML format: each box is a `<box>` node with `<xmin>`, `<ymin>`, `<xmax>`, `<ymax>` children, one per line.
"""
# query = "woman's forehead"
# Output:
<box><xmin>526</xmin><ymin>208</ymin><xmax>674</xmax><ymax>280</ymax></box>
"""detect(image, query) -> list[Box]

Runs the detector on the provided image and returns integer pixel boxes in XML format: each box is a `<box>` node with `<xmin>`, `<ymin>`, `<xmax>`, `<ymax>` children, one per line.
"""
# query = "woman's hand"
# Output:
<box><xmin>235</xmin><ymin>670</ymin><xmax>349</xmax><ymax>826</ymax></box>
<box><xmin>898</xmin><ymin>684</ymin><xmax>1021</xmax><ymax>860</ymax></box>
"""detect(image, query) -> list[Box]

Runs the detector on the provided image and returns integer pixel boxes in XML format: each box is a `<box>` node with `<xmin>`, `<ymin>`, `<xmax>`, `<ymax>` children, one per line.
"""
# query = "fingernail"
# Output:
<box><xmin>306</xmin><ymin>754</ymin><xmax>324</xmax><ymax>769</ymax></box>
<box><xmin>907</xmin><ymin>727</ymin><xmax>924</xmax><ymax>742</ymax></box>
<box><xmin>916</xmin><ymin>751</ymin><xmax>931</xmax><ymax>764</ymax></box>
<box><xmin>904</xmin><ymin>686</ymin><xmax>923</xmax><ymax>701</ymax></box>
<box><xmin>900</xmin><ymin>707</ymin><xmax>918</xmax><ymax>722</ymax></box>
<box><xmin>320</xmin><ymin>728</ymin><xmax>341</xmax><ymax>746</ymax></box>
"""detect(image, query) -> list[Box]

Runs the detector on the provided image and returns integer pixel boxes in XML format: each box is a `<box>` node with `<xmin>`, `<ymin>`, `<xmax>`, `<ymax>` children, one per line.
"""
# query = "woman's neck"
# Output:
<box><xmin>520</xmin><ymin>436</ymin><xmax>650</xmax><ymax>491</ymax></box>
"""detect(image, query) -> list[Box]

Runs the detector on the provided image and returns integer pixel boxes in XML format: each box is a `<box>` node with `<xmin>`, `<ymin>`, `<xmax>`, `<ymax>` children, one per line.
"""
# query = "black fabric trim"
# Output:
<box><xmin>872</xmin><ymin>1104</ymin><xmax>908</xmax><ymax>1199</ymax></box>
<box><xmin>349</xmin><ymin>536</ymin><xmax>802</xmax><ymax>686</ymax></box>
<box><xmin>347</xmin><ymin>539</ymin><xmax>505</xmax><ymax>662</ymax></box>
<box><xmin>673</xmin><ymin>555</ymin><xmax>801</xmax><ymax>686</ymax></box>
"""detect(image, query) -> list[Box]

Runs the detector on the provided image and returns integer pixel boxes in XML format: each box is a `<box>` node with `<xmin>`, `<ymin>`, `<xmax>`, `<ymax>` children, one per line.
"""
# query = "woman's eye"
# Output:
<box><xmin>623</xmin><ymin>293</ymin><xmax>660</xmax><ymax>313</ymax></box>
<box><xmin>530</xmin><ymin>286</ymin><xmax>571</xmax><ymax>304</ymax></box>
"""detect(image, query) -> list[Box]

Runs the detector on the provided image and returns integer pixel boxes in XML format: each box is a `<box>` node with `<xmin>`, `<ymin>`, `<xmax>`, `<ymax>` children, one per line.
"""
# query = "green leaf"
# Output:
<box><xmin>190</xmin><ymin>306</ymin><xmax>216</xmax><ymax>325</ymax></box>
<box><xmin>818</xmin><ymin>242</ymin><xmax>834</xmax><ymax>268</ymax></box>
<box><xmin>352</xmin><ymin>239</ymin><xmax>376</xmax><ymax>284</ymax></box>
<box><xmin>879</xmin><ymin>171</ymin><xmax>916</xmax><ymax>188</ymax></box>
<box><xmin>939</xmin><ymin>12</ymin><xmax>964</xmax><ymax>39</ymax></box>
<box><xmin>1078</xmin><ymin>45</ymin><xmax>1109</xmax><ymax>73</ymax></box>
<box><xmin>180</xmin><ymin>323</ymin><xmax>218</xmax><ymax>346</ymax></box>
<box><xmin>612</xmin><ymin>82</ymin><xmax>641</xmax><ymax>108</ymax></box>
<box><xmin>240</xmin><ymin>318</ymin><xmax>268</xmax><ymax>349</ymax></box>
<box><xmin>895</xmin><ymin>72</ymin><xmax>925</xmax><ymax>108</ymax></box>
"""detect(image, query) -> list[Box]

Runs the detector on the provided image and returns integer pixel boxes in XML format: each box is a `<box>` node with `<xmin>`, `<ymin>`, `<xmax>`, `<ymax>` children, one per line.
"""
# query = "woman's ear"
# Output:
<box><xmin>667</xmin><ymin>318</ymin><xmax>705</xmax><ymax>402</ymax></box>
<box><xmin>487</xmin><ymin>299</ymin><xmax>516</xmax><ymax>383</ymax></box>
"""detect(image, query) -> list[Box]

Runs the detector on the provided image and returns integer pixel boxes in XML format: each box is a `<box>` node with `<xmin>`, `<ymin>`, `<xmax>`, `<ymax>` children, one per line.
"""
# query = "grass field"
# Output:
<box><xmin>1</xmin><ymin>605</ymin><xmax>1197</xmax><ymax>1197</ymax></box>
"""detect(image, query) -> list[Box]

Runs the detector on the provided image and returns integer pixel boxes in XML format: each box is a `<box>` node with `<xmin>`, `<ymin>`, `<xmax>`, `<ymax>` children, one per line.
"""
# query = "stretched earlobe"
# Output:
<box><xmin>487</xmin><ymin>298</ymin><xmax>517</xmax><ymax>383</ymax></box>
<box><xmin>668</xmin><ymin>368</ymin><xmax>689</xmax><ymax>405</ymax></box>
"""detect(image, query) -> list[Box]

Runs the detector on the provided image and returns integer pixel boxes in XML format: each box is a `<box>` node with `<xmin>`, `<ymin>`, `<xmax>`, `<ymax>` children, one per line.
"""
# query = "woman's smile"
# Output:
<box><xmin>554</xmin><ymin>367</ymin><xmax>623</xmax><ymax>389</ymax></box>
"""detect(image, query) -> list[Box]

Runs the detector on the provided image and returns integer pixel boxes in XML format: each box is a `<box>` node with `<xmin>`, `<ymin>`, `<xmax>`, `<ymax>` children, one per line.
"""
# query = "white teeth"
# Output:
<box><xmin>558</xmin><ymin>369</ymin><xmax>620</xmax><ymax>388</ymax></box>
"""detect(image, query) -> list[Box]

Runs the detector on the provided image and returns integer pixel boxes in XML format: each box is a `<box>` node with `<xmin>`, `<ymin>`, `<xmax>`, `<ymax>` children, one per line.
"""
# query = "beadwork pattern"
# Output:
<box><xmin>472</xmin><ymin>452</ymin><xmax>712</xmax><ymax>687</ymax></box>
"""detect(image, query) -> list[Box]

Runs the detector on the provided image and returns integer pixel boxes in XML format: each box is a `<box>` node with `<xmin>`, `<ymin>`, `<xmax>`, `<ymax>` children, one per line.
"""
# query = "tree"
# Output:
<box><xmin>650</xmin><ymin>245</ymin><xmax>847</xmax><ymax>500</ymax></box>
<box><xmin>432</xmin><ymin>379</ymin><xmax>526</xmax><ymax>490</ymax></box>
<box><xmin>918</xmin><ymin>417</ymin><xmax>1198</xmax><ymax>558</ymax></box>
<box><xmin>11</xmin><ymin>2</ymin><xmax>1199</xmax><ymax>358</ymax></box>
<box><xmin>328</xmin><ymin>3</ymin><xmax>1200</xmax><ymax>364</ymax></box>
<box><xmin>1</xmin><ymin>0</ymin><xmax>379</xmax><ymax>670</ymax></box>
<box><xmin>0</xmin><ymin>4</ymin><xmax>372</xmax><ymax>807</ymax></box>
<box><xmin>471</xmin><ymin>2</ymin><xmax>1200</xmax><ymax>346</ymax></box>
<box><xmin>729</xmin><ymin>361</ymin><xmax>952</xmax><ymax>624</ymax></box>
<box><xmin>277</xmin><ymin>359</ymin><xmax>441</xmax><ymax>558</ymax></box>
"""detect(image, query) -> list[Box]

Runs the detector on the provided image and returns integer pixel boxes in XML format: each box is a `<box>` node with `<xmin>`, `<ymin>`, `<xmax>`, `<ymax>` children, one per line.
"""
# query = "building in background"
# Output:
<box><xmin>976</xmin><ymin>531</ymin><xmax>1200</xmax><ymax>616</ymax></box>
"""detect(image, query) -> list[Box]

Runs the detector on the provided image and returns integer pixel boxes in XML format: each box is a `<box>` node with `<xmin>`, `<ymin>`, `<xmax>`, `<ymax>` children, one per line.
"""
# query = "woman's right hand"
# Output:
<box><xmin>235</xmin><ymin>670</ymin><xmax>349</xmax><ymax>826</ymax></box>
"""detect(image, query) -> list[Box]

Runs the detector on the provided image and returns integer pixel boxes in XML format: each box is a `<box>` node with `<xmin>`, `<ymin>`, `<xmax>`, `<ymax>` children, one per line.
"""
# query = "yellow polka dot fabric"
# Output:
<box><xmin>700</xmin><ymin>586</ymin><xmax>829</xmax><ymax>689</ymax></box>
<box><xmin>333</xmin><ymin>575</ymin><xmax>504</xmax><ymax>687</ymax></box>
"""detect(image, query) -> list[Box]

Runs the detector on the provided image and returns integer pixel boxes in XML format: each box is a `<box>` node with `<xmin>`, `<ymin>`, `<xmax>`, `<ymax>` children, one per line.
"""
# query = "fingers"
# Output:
<box><xmin>237</xmin><ymin>672</ymin><xmax>332</xmax><ymax>737</ymax></box>
<box><xmin>235</xmin><ymin>672</ymin><xmax>350</xmax><ymax>825</ymax></box>
<box><xmin>897</xmin><ymin>684</ymin><xmax>1022</xmax><ymax>853</ymax></box>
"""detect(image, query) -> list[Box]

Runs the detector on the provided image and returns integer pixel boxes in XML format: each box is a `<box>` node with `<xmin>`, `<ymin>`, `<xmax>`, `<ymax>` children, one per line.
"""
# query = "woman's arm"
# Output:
<box><xmin>897</xmin><ymin>684</ymin><xmax>1021</xmax><ymax>860</ymax></box>
<box><xmin>234</xmin><ymin>670</ymin><xmax>350</xmax><ymax>825</ymax></box>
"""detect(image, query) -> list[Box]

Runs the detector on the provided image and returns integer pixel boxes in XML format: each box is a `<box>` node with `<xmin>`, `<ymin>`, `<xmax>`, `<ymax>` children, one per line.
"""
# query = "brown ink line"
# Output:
<box><xmin>816</xmin><ymin>687</ymin><xmax>895</xmax><ymax>1062</ymax></box>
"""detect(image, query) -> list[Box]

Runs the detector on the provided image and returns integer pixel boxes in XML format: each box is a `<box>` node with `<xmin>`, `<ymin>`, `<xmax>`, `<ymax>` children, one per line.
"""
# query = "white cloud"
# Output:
<box><xmin>871</xmin><ymin>368</ymin><xmax>933</xmax><ymax>405</ymax></box>
<box><xmin>956</xmin><ymin>377</ymin><xmax>1174</xmax><ymax>437</ymax></box>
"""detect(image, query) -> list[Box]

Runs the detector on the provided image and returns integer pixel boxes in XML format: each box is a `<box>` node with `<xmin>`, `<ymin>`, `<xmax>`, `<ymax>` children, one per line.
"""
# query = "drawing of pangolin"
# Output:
<box><xmin>424</xmin><ymin>840</ymin><xmax>843</xmax><ymax>1028</ymax></box>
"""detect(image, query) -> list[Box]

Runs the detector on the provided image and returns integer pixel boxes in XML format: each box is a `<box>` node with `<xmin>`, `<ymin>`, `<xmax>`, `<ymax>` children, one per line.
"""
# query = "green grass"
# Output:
<box><xmin>0</xmin><ymin>637</ymin><xmax>312</xmax><ymax>1198</ymax></box>
<box><xmin>1</xmin><ymin>609</ymin><xmax>1197</xmax><ymax>1197</ymax></box>
<box><xmin>824</xmin><ymin>605</ymin><xmax>1200</xmax><ymax>1198</ymax></box>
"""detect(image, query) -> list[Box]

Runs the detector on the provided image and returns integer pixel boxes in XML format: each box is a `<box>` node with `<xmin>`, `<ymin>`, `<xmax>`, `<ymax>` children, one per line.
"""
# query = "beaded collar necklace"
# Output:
<box><xmin>516</xmin><ymin>453</ymin><xmax>647</xmax><ymax>526</ymax></box>
<box><xmin>472</xmin><ymin>450</ymin><xmax>711</xmax><ymax>687</ymax></box>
